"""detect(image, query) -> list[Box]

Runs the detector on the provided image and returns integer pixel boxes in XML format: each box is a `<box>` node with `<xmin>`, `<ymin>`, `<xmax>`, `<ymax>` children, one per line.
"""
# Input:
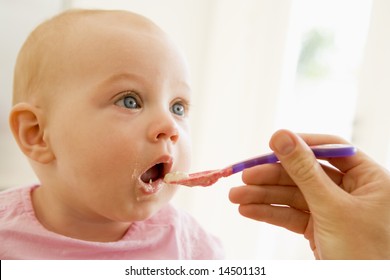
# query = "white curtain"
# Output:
<box><xmin>170</xmin><ymin>0</ymin><xmax>314</xmax><ymax>259</ymax></box>
<box><xmin>354</xmin><ymin>0</ymin><xmax>390</xmax><ymax>167</ymax></box>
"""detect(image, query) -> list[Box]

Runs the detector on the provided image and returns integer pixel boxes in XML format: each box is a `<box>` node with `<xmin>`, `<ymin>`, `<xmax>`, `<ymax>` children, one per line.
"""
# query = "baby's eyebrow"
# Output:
<box><xmin>98</xmin><ymin>72</ymin><xmax>190</xmax><ymax>89</ymax></box>
<box><xmin>175</xmin><ymin>81</ymin><xmax>192</xmax><ymax>94</ymax></box>
<box><xmin>94</xmin><ymin>71</ymin><xmax>192</xmax><ymax>101</ymax></box>
<box><xmin>100</xmin><ymin>72</ymin><xmax>146</xmax><ymax>86</ymax></box>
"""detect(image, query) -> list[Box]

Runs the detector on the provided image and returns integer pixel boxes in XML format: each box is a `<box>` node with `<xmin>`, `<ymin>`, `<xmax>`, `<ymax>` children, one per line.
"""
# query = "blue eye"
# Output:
<box><xmin>123</xmin><ymin>96</ymin><xmax>138</xmax><ymax>109</ymax></box>
<box><xmin>115</xmin><ymin>94</ymin><xmax>140</xmax><ymax>109</ymax></box>
<box><xmin>171</xmin><ymin>102</ymin><xmax>185</xmax><ymax>116</ymax></box>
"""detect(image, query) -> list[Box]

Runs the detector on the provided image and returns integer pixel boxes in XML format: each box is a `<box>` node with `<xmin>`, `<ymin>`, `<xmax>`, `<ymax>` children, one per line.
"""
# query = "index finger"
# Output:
<box><xmin>242</xmin><ymin>161</ymin><xmax>343</xmax><ymax>186</ymax></box>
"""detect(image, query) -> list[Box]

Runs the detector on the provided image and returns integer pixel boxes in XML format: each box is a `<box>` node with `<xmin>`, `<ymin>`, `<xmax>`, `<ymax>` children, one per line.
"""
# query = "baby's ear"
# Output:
<box><xmin>9</xmin><ymin>103</ymin><xmax>55</xmax><ymax>164</ymax></box>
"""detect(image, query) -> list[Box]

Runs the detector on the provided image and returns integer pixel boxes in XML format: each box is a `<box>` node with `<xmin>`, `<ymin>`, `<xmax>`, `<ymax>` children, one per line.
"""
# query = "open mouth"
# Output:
<box><xmin>140</xmin><ymin>162</ymin><xmax>168</xmax><ymax>184</ymax></box>
<box><xmin>141</xmin><ymin>163</ymin><xmax>164</xmax><ymax>184</ymax></box>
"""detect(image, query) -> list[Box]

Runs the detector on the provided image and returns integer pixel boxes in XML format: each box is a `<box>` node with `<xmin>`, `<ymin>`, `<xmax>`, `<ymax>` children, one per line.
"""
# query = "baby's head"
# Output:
<box><xmin>10</xmin><ymin>9</ymin><xmax>192</xmax><ymax>232</ymax></box>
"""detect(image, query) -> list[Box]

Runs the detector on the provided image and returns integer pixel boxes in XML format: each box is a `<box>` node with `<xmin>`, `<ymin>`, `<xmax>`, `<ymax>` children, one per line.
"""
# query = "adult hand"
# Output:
<box><xmin>229</xmin><ymin>129</ymin><xmax>390</xmax><ymax>259</ymax></box>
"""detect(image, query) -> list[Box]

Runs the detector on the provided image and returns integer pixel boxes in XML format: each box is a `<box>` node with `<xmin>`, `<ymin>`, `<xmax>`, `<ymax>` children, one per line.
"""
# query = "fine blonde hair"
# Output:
<box><xmin>12</xmin><ymin>9</ymin><xmax>156</xmax><ymax>105</ymax></box>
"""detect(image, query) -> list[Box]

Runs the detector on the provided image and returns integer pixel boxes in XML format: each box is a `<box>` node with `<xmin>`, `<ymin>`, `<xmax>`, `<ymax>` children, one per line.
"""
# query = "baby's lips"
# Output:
<box><xmin>139</xmin><ymin>179</ymin><xmax>163</xmax><ymax>194</ymax></box>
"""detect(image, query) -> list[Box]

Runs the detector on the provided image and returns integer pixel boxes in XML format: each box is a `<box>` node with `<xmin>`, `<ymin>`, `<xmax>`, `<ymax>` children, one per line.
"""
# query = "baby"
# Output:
<box><xmin>1</xmin><ymin>9</ymin><xmax>223</xmax><ymax>259</ymax></box>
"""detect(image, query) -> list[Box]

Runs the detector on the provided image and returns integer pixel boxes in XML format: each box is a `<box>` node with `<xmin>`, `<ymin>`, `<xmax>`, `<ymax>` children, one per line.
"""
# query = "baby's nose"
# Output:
<box><xmin>148</xmin><ymin>112</ymin><xmax>179</xmax><ymax>143</ymax></box>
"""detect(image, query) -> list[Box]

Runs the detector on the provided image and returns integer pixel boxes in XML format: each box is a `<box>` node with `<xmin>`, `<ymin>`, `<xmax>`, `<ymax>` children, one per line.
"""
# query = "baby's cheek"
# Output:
<box><xmin>179</xmin><ymin>134</ymin><xmax>192</xmax><ymax>170</ymax></box>
<box><xmin>163</xmin><ymin>184</ymin><xmax>179</xmax><ymax>201</ymax></box>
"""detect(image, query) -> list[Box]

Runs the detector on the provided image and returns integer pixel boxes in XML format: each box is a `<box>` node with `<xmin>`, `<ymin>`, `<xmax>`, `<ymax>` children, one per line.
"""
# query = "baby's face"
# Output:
<box><xmin>44</xmin><ymin>15</ymin><xmax>191</xmax><ymax>223</ymax></box>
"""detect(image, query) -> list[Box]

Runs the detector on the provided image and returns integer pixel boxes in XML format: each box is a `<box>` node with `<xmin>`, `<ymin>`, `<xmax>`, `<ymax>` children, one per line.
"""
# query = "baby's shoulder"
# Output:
<box><xmin>0</xmin><ymin>186</ymin><xmax>31</xmax><ymax>218</ymax></box>
<box><xmin>154</xmin><ymin>204</ymin><xmax>205</xmax><ymax>234</ymax></box>
<box><xmin>153</xmin><ymin>204</ymin><xmax>194</xmax><ymax>225</ymax></box>
<box><xmin>157</xmin><ymin>205</ymin><xmax>224</xmax><ymax>259</ymax></box>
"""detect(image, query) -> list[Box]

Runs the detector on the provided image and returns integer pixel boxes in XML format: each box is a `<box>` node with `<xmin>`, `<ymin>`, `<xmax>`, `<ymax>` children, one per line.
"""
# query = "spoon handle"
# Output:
<box><xmin>231</xmin><ymin>144</ymin><xmax>356</xmax><ymax>174</ymax></box>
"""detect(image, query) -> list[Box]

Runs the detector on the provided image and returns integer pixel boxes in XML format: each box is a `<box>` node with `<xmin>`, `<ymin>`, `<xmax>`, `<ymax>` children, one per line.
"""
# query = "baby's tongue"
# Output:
<box><xmin>141</xmin><ymin>165</ymin><xmax>159</xmax><ymax>183</ymax></box>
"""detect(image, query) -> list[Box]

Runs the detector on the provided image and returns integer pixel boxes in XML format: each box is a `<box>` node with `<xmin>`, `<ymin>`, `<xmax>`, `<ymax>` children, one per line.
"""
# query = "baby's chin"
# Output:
<box><xmin>125</xmin><ymin>185</ymin><xmax>177</xmax><ymax>218</ymax></box>
<box><xmin>124</xmin><ymin>204</ymin><xmax>167</xmax><ymax>223</ymax></box>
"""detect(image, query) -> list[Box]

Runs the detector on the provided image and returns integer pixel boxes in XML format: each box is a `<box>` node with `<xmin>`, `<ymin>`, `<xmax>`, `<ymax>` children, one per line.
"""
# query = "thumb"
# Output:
<box><xmin>269</xmin><ymin>130</ymin><xmax>338</xmax><ymax>209</ymax></box>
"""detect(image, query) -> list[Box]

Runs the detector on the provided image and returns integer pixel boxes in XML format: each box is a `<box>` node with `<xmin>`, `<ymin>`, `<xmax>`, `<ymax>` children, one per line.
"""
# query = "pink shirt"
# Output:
<box><xmin>0</xmin><ymin>186</ymin><xmax>224</xmax><ymax>260</ymax></box>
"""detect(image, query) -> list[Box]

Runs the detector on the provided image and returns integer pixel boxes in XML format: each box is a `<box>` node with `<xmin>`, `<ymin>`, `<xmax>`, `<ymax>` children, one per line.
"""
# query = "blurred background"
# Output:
<box><xmin>1</xmin><ymin>0</ymin><xmax>390</xmax><ymax>259</ymax></box>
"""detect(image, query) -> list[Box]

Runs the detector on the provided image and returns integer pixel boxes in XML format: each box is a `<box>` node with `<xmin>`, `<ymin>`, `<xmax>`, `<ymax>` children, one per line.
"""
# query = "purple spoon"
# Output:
<box><xmin>164</xmin><ymin>144</ymin><xmax>357</xmax><ymax>187</ymax></box>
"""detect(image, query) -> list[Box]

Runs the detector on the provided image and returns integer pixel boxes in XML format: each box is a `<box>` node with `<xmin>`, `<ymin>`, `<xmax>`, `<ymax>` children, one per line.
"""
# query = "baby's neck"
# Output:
<box><xmin>31</xmin><ymin>186</ymin><xmax>132</xmax><ymax>242</ymax></box>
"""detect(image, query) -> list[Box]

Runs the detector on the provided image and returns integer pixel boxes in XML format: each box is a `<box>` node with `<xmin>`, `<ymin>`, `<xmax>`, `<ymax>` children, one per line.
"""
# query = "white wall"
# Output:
<box><xmin>0</xmin><ymin>0</ymin><xmax>64</xmax><ymax>188</ymax></box>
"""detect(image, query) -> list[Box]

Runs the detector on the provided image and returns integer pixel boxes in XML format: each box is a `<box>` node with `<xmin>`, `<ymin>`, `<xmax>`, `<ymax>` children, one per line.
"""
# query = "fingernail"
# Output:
<box><xmin>272</xmin><ymin>131</ymin><xmax>296</xmax><ymax>155</ymax></box>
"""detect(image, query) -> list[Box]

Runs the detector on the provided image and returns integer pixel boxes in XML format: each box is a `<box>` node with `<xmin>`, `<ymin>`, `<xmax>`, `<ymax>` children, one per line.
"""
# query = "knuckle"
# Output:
<box><xmin>287</xmin><ymin>152</ymin><xmax>320</xmax><ymax>184</ymax></box>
